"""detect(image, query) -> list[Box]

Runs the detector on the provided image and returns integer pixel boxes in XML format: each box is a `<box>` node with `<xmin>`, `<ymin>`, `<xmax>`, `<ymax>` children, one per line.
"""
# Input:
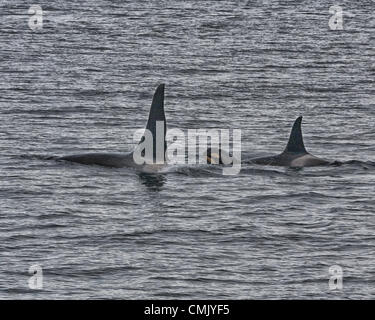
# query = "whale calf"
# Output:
<box><xmin>59</xmin><ymin>84</ymin><xmax>167</xmax><ymax>171</ymax></box>
<box><xmin>248</xmin><ymin>116</ymin><xmax>331</xmax><ymax>167</ymax></box>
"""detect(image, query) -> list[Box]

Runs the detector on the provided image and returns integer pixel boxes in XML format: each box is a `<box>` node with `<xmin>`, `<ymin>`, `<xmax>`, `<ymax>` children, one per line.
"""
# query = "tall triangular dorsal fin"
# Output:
<box><xmin>138</xmin><ymin>84</ymin><xmax>167</xmax><ymax>160</ymax></box>
<box><xmin>283</xmin><ymin>116</ymin><xmax>307</xmax><ymax>153</ymax></box>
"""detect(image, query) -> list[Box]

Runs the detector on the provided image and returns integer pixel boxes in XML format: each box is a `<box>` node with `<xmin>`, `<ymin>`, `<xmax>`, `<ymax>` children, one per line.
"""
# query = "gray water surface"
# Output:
<box><xmin>0</xmin><ymin>0</ymin><xmax>374</xmax><ymax>299</ymax></box>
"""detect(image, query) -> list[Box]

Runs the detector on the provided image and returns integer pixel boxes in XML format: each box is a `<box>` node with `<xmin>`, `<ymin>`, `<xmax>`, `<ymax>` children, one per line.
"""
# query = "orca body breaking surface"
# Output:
<box><xmin>249</xmin><ymin>117</ymin><xmax>331</xmax><ymax>167</ymax></box>
<box><xmin>59</xmin><ymin>152</ymin><xmax>134</xmax><ymax>168</ymax></box>
<box><xmin>59</xmin><ymin>84</ymin><xmax>167</xmax><ymax>170</ymax></box>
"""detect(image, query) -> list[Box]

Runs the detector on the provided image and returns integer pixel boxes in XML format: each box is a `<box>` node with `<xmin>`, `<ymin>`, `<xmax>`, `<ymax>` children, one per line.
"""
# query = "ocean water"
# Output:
<box><xmin>0</xmin><ymin>0</ymin><xmax>374</xmax><ymax>299</ymax></box>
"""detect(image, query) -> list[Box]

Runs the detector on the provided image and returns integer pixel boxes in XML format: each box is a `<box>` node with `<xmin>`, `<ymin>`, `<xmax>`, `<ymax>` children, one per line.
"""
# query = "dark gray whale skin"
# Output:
<box><xmin>59</xmin><ymin>152</ymin><xmax>135</xmax><ymax>168</ymax></box>
<box><xmin>249</xmin><ymin>152</ymin><xmax>330</xmax><ymax>167</ymax></box>
<box><xmin>248</xmin><ymin>116</ymin><xmax>332</xmax><ymax>167</ymax></box>
<box><xmin>58</xmin><ymin>84</ymin><xmax>167</xmax><ymax>170</ymax></box>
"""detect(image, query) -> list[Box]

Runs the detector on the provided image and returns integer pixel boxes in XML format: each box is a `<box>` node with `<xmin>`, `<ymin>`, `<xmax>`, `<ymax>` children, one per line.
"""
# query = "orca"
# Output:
<box><xmin>205</xmin><ymin>147</ymin><xmax>224</xmax><ymax>165</ymax></box>
<box><xmin>59</xmin><ymin>84</ymin><xmax>167</xmax><ymax>171</ymax></box>
<box><xmin>248</xmin><ymin>116</ymin><xmax>331</xmax><ymax>167</ymax></box>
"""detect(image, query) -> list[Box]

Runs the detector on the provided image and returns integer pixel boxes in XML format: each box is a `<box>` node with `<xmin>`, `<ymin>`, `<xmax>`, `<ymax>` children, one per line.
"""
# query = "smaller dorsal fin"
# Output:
<box><xmin>283</xmin><ymin>116</ymin><xmax>307</xmax><ymax>153</ymax></box>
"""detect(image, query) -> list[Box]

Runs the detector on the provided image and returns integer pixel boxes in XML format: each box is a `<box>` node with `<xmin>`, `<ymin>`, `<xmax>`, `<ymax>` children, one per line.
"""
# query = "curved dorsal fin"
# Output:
<box><xmin>138</xmin><ymin>84</ymin><xmax>167</xmax><ymax>160</ymax></box>
<box><xmin>144</xmin><ymin>84</ymin><xmax>166</xmax><ymax>136</ymax></box>
<box><xmin>283</xmin><ymin>116</ymin><xmax>307</xmax><ymax>153</ymax></box>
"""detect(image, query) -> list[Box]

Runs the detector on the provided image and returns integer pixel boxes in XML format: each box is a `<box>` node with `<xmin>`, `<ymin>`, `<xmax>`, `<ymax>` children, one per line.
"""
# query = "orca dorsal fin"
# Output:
<box><xmin>144</xmin><ymin>83</ymin><xmax>166</xmax><ymax>136</ymax></box>
<box><xmin>138</xmin><ymin>84</ymin><xmax>167</xmax><ymax>161</ymax></box>
<box><xmin>283</xmin><ymin>116</ymin><xmax>307</xmax><ymax>154</ymax></box>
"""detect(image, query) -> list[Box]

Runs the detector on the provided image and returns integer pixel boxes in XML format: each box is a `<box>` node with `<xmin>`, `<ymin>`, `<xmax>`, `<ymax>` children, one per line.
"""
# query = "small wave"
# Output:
<box><xmin>19</xmin><ymin>154</ymin><xmax>60</xmax><ymax>161</ymax></box>
<box><xmin>339</xmin><ymin>160</ymin><xmax>375</xmax><ymax>168</ymax></box>
<box><xmin>240</xmin><ymin>167</ymin><xmax>291</xmax><ymax>176</ymax></box>
<box><xmin>163</xmin><ymin>164</ymin><xmax>223</xmax><ymax>177</ymax></box>
<box><xmin>46</xmin><ymin>265</ymin><xmax>140</xmax><ymax>278</ymax></box>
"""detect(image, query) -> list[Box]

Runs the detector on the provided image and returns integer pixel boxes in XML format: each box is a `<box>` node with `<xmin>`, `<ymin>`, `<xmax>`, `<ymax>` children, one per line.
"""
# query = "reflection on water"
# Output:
<box><xmin>138</xmin><ymin>172</ymin><xmax>165</xmax><ymax>191</ymax></box>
